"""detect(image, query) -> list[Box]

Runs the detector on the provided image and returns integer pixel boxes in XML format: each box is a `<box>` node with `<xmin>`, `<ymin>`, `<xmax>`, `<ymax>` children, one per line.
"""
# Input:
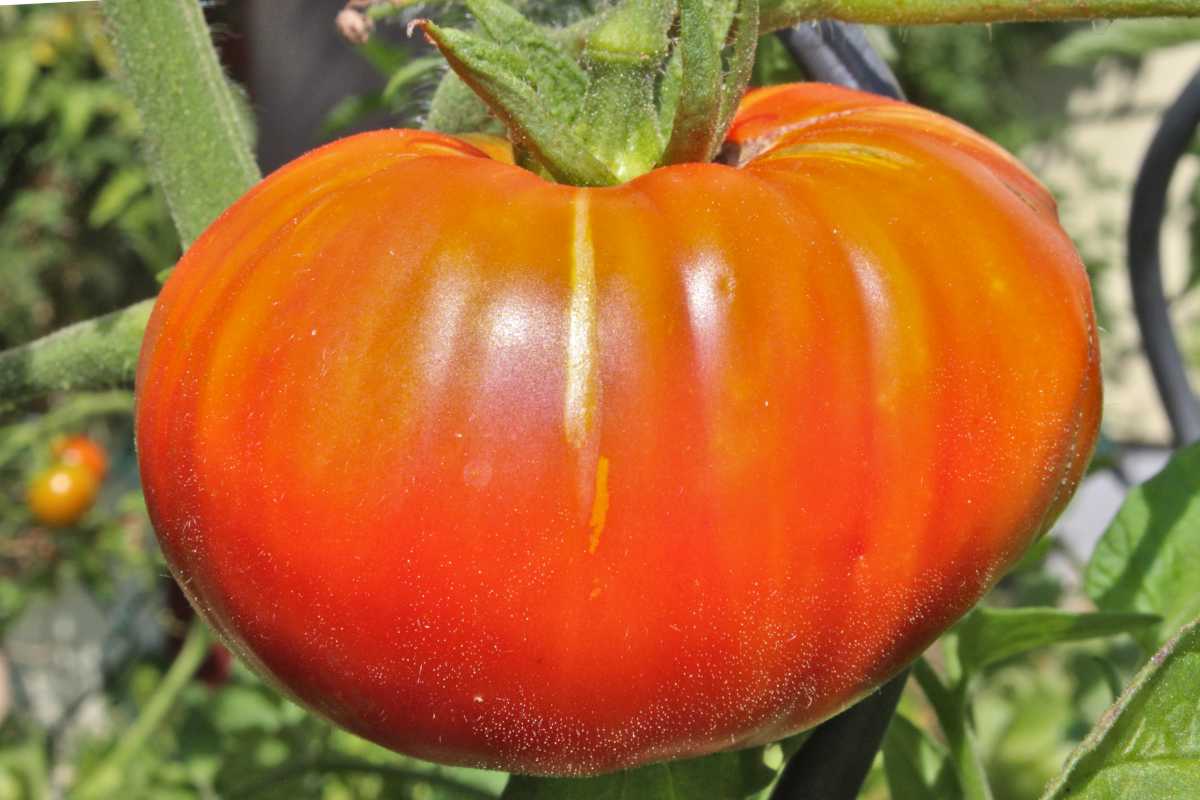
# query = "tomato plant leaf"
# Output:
<box><xmin>1085</xmin><ymin>442</ymin><xmax>1200</xmax><ymax>651</ymax></box>
<box><xmin>419</xmin><ymin>21</ymin><xmax>618</xmax><ymax>186</ymax></box>
<box><xmin>954</xmin><ymin>607</ymin><xmax>1159</xmax><ymax>674</ymax></box>
<box><xmin>464</xmin><ymin>0</ymin><xmax>587</xmax><ymax>119</ymax></box>
<box><xmin>882</xmin><ymin>713</ymin><xmax>962</xmax><ymax>800</ymax></box>
<box><xmin>501</xmin><ymin>747</ymin><xmax>775</xmax><ymax>800</ymax></box>
<box><xmin>1040</xmin><ymin>617</ymin><xmax>1200</xmax><ymax>799</ymax></box>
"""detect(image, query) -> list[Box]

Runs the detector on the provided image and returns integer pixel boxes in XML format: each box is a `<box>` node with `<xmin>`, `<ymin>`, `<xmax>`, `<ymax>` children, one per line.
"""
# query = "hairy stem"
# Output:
<box><xmin>355</xmin><ymin>0</ymin><xmax>1200</xmax><ymax>37</ymax></box>
<box><xmin>101</xmin><ymin>0</ymin><xmax>260</xmax><ymax>247</ymax></box>
<box><xmin>0</xmin><ymin>302</ymin><xmax>151</xmax><ymax>420</ymax></box>
<box><xmin>760</xmin><ymin>0</ymin><xmax>1200</xmax><ymax>30</ymax></box>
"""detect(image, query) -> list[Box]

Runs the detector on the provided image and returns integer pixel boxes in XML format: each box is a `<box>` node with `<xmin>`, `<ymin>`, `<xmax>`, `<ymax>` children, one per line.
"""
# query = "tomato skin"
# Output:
<box><xmin>27</xmin><ymin>463</ymin><xmax>100</xmax><ymax>527</ymax></box>
<box><xmin>135</xmin><ymin>84</ymin><xmax>1100</xmax><ymax>776</ymax></box>
<box><xmin>52</xmin><ymin>435</ymin><xmax>109</xmax><ymax>481</ymax></box>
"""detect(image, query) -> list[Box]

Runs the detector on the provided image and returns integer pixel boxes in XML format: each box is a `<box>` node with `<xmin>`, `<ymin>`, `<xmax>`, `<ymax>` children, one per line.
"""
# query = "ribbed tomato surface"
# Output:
<box><xmin>136</xmin><ymin>83</ymin><xmax>1100</xmax><ymax>775</ymax></box>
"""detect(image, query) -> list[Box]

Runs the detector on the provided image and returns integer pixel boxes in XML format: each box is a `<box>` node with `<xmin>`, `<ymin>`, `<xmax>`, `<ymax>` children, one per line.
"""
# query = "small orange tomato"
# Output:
<box><xmin>52</xmin><ymin>435</ymin><xmax>109</xmax><ymax>480</ymax></box>
<box><xmin>26</xmin><ymin>463</ymin><xmax>100</xmax><ymax>527</ymax></box>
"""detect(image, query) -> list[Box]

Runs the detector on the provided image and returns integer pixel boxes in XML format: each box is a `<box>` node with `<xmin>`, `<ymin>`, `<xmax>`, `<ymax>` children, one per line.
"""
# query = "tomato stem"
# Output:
<box><xmin>100</xmin><ymin>0</ymin><xmax>260</xmax><ymax>247</ymax></box>
<box><xmin>760</xmin><ymin>0</ymin><xmax>1200</xmax><ymax>27</ymax></box>
<box><xmin>0</xmin><ymin>301</ymin><xmax>151</xmax><ymax>421</ymax></box>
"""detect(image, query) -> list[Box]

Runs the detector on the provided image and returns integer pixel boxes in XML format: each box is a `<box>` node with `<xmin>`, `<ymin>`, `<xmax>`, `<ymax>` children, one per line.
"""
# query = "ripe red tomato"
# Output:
<box><xmin>26</xmin><ymin>463</ymin><xmax>100</xmax><ymax>528</ymax></box>
<box><xmin>136</xmin><ymin>83</ymin><xmax>1100</xmax><ymax>775</ymax></box>
<box><xmin>52</xmin><ymin>435</ymin><xmax>109</xmax><ymax>481</ymax></box>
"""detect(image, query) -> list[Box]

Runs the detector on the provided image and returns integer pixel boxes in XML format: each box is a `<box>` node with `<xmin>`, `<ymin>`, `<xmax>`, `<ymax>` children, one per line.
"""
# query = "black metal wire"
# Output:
<box><xmin>768</xmin><ymin>23</ymin><xmax>906</xmax><ymax>800</ymax></box>
<box><xmin>775</xmin><ymin>22</ymin><xmax>905</xmax><ymax>101</ymax></box>
<box><xmin>1128</xmin><ymin>66</ymin><xmax>1200</xmax><ymax>447</ymax></box>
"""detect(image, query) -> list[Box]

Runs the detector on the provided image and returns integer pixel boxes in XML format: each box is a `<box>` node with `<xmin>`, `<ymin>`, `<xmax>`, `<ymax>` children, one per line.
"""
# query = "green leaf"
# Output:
<box><xmin>420</xmin><ymin>21</ymin><xmax>617</xmax><ymax>186</ymax></box>
<box><xmin>1041</xmin><ymin>617</ymin><xmax>1200</xmax><ymax>799</ymax></box>
<box><xmin>211</xmin><ymin>686</ymin><xmax>286</xmax><ymax>734</ymax></box>
<box><xmin>426</xmin><ymin>69</ymin><xmax>505</xmax><ymax>135</ymax></box>
<box><xmin>1085</xmin><ymin>442</ymin><xmax>1200</xmax><ymax>650</ymax></box>
<box><xmin>89</xmin><ymin>168</ymin><xmax>147</xmax><ymax>228</ymax></box>
<box><xmin>955</xmin><ymin>607</ymin><xmax>1159</xmax><ymax>674</ymax></box>
<box><xmin>1048</xmin><ymin>19</ymin><xmax>1200</xmax><ymax>66</ymax></box>
<box><xmin>882</xmin><ymin>714</ymin><xmax>962</xmax><ymax>800</ymax></box>
<box><xmin>382</xmin><ymin>56</ymin><xmax>444</xmax><ymax>102</ymax></box>
<box><xmin>1</xmin><ymin>42</ymin><xmax>37</xmax><ymax>122</ymax></box>
<box><xmin>465</xmin><ymin>0</ymin><xmax>587</xmax><ymax>118</ymax></box>
<box><xmin>501</xmin><ymin>747</ymin><xmax>775</xmax><ymax>800</ymax></box>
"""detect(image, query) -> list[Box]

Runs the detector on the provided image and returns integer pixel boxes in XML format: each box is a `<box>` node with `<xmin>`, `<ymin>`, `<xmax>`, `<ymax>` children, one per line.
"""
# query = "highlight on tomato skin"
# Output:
<box><xmin>26</xmin><ymin>462</ymin><xmax>100</xmax><ymax>528</ymax></box>
<box><xmin>134</xmin><ymin>83</ymin><xmax>1101</xmax><ymax>776</ymax></box>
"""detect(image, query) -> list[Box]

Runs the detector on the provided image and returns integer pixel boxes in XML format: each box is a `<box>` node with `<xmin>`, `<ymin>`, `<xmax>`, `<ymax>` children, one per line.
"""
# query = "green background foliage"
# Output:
<box><xmin>0</xmin><ymin>7</ymin><xmax>176</xmax><ymax>350</ymax></box>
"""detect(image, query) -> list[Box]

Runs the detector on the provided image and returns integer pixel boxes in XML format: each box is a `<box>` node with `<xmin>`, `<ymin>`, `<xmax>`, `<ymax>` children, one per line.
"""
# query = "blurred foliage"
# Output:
<box><xmin>1049</xmin><ymin>19</ymin><xmax>1200</xmax><ymax>66</ymax></box>
<box><xmin>0</xmin><ymin>5</ymin><xmax>177</xmax><ymax>349</ymax></box>
<box><xmin>889</xmin><ymin>23</ymin><xmax>1085</xmax><ymax>153</ymax></box>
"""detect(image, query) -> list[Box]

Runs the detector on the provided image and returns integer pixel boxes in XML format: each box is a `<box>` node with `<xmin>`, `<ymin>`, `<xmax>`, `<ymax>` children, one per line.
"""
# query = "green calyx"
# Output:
<box><xmin>418</xmin><ymin>0</ymin><xmax>760</xmax><ymax>186</ymax></box>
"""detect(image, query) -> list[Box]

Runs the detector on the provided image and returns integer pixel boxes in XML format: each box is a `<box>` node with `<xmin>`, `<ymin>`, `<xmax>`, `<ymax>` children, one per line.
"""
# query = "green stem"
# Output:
<box><xmin>366</xmin><ymin>0</ymin><xmax>1200</xmax><ymax>36</ymax></box>
<box><xmin>759</xmin><ymin>0</ymin><xmax>1200</xmax><ymax>31</ymax></box>
<box><xmin>0</xmin><ymin>302</ymin><xmax>151</xmax><ymax>420</ymax></box>
<box><xmin>912</xmin><ymin>659</ymin><xmax>994</xmax><ymax>800</ymax></box>
<box><xmin>100</xmin><ymin>0</ymin><xmax>260</xmax><ymax>247</ymax></box>
<box><xmin>660</xmin><ymin>0</ymin><xmax>724</xmax><ymax>166</ymax></box>
<box><xmin>70</xmin><ymin>621</ymin><xmax>210</xmax><ymax>800</ymax></box>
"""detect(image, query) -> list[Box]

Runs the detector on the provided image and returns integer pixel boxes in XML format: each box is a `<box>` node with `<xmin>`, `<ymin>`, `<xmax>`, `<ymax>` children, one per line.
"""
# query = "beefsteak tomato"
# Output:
<box><xmin>135</xmin><ymin>83</ymin><xmax>1100</xmax><ymax>775</ymax></box>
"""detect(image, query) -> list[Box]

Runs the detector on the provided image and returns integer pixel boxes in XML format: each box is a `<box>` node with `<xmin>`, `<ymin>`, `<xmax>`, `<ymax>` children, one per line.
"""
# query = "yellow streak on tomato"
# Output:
<box><xmin>565</xmin><ymin>190</ymin><xmax>600</xmax><ymax>452</ymax></box>
<box><xmin>588</xmin><ymin>455</ymin><xmax>610</xmax><ymax>554</ymax></box>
